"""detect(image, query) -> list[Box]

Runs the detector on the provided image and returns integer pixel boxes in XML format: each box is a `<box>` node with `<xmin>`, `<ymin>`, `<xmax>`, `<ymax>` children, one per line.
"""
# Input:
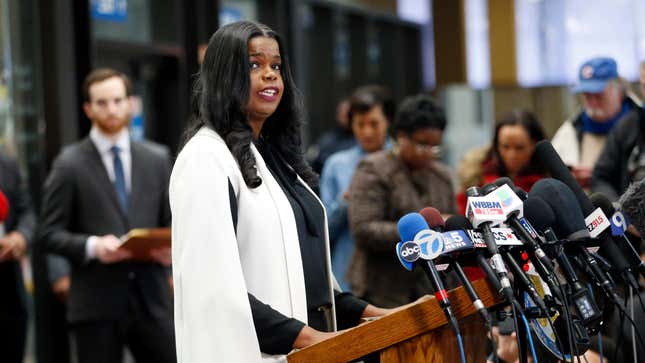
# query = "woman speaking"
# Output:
<box><xmin>169</xmin><ymin>21</ymin><xmax>388</xmax><ymax>362</ymax></box>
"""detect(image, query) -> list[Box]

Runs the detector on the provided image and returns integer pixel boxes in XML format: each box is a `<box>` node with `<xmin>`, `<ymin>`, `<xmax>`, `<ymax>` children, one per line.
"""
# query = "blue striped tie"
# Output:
<box><xmin>110</xmin><ymin>145</ymin><xmax>128</xmax><ymax>213</ymax></box>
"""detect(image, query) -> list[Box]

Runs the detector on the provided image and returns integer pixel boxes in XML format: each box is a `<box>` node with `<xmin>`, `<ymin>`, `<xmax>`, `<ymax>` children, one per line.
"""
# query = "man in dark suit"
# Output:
<box><xmin>0</xmin><ymin>151</ymin><xmax>35</xmax><ymax>363</ymax></box>
<box><xmin>38</xmin><ymin>68</ymin><xmax>175</xmax><ymax>363</ymax></box>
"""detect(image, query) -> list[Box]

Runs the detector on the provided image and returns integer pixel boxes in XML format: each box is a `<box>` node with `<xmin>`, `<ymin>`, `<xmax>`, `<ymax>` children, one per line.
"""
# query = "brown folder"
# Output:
<box><xmin>118</xmin><ymin>228</ymin><xmax>171</xmax><ymax>261</ymax></box>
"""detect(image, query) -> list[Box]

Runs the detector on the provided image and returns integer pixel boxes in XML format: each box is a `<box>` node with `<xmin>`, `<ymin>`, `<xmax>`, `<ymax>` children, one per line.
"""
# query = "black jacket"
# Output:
<box><xmin>0</xmin><ymin>152</ymin><xmax>36</xmax><ymax>319</ymax></box>
<box><xmin>592</xmin><ymin>107</ymin><xmax>645</xmax><ymax>201</ymax></box>
<box><xmin>38</xmin><ymin>137</ymin><xmax>172</xmax><ymax>322</ymax></box>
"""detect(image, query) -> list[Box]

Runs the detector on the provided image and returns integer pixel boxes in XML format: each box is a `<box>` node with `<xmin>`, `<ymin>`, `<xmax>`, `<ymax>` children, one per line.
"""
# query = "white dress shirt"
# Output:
<box><xmin>90</xmin><ymin>126</ymin><xmax>132</xmax><ymax>192</ymax></box>
<box><xmin>85</xmin><ymin>126</ymin><xmax>132</xmax><ymax>259</ymax></box>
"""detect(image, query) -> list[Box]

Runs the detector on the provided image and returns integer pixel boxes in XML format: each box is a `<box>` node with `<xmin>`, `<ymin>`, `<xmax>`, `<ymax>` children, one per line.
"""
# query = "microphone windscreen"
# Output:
<box><xmin>514</xmin><ymin>187</ymin><xmax>529</xmax><ymax>201</ymax></box>
<box><xmin>618</xmin><ymin>178</ymin><xmax>645</xmax><ymax>236</ymax></box>
<box><xmin>481</xmin><ymin>182</ymin><xmax>498</xmax><ymax>195</ymax></box>
<box><xmin>534</xmin><ymin>140</ymin><xmax>594</xmax><ymax>214</ymax></box>
<box><xmin>397</xmin><ymin>213</ymin><xmax>430</xmax><ymax>242</ymax></box>
<box><xmin>590</xmin><ymin>193</ymin><xmax>616</xmax><ymax>217</ymax></box>
<box><xmin>522</xmin><ymin>196</ymin><xmax>556</xmax><ymax>232</ymax></box>
<box><xmin>493</xmin><ymin>176</ymin><xmax>515</xmax><ymax>190</ymax></box>
<box><xmin>419</xmin><ymin>207</ymin><xmax>444</xmax><ymax>230</ymax></box>
<box><xmin>481</xmin><ymin>177</ymin><xmax>517</xmax><ymax>196</ymax></box>
<box><xmin>445</xmin><ymin>215</ymin><xmax>473</xmax><ymax>231</ymax></box>
<box><xmin>0</xmin><ymin>190</ymin><xmax>8</xmax><ymax>222</ymax></box>
<box><xmin>529</xmin><ymin>178</ymin><xmax>589</xmax><ymax>239</ymax></box>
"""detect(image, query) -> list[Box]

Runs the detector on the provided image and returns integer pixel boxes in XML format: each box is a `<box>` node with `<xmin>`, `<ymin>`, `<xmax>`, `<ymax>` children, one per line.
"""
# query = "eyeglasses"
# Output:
<box><xmin>409</xmin><ymin>139</ymin><xmax>442</xmax><ymax>157</ymax></box>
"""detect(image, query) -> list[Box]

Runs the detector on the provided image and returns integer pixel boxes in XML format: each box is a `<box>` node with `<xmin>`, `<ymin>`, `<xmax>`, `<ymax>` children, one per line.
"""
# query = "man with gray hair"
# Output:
<box><xmin>552</xmin><ymin>57</ymin><xmax>639</xmax><ymax>188</ymax></box>
<box><xmin>591</xmin><ymin>60</ymin><xmax>645</xmax><ymax>201</ymax></box>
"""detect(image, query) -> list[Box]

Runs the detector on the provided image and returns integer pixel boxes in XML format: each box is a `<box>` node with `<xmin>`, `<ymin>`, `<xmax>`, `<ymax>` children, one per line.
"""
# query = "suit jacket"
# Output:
<box><xmin>0</xmin><ymin>152</ymin><xmax>35</xmax><ymax>319</ymax></box>
<box><xmin>38</xmin><ymin>137</ymin><xmax>172</xmax><ymax>322</ymax></box>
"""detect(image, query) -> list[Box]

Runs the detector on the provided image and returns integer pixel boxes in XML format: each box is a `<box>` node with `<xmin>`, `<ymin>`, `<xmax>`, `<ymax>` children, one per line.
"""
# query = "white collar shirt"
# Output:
<box><xmin>89</xmin><ymin>126</ymin><xmax>132</xmax><ymax>193</ymax></box>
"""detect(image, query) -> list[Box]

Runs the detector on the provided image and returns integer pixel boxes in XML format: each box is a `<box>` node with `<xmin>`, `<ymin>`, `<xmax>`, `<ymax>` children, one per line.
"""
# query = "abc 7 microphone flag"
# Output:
<box><xmin>398</xmin><ymin>228</ymin><xmax>446</xmax><ymax>263</ymax></box>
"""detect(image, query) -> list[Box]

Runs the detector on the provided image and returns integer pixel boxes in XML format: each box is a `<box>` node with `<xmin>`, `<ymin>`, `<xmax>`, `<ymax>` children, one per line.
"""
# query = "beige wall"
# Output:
<box><xmin>327</xmin><ymin>0</ymin><xmax>398</xmax><ymax>14</ymax></box>
<box><xmin>490</xmin><ymin>86</ymin><xmax>577</xmax><ymax>138</ymax></box>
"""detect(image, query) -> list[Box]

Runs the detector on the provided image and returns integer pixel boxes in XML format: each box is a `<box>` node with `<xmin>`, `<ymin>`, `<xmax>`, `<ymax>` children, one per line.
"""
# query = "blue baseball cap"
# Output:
<box><xmin>572</xmin><ymin>57</ymin><xmax>618</xmax><ymax>94</ymax></box>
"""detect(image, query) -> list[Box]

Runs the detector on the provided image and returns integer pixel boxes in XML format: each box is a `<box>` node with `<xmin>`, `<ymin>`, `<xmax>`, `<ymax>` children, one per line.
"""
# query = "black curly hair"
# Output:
<box><xmin>394</xmin><ymin>94</ymin><xmax>447</xmax><ymax>134</ymax></box>
<box><xmin>182</xmin><ymin>20</ymin><xmax>317</xmax><ymax>189</ymax></box>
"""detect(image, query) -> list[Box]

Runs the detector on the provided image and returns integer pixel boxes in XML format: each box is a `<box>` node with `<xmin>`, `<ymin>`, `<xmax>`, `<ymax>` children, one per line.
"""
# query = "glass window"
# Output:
<box><xmin>0</xmin><ymin>0</ymin><xmax>45</xmax><ymax>177</ymax></box>
<box><xmin>515</xmin><ymin>0</ymin><xmax>643</xmax><ymax>86</ymax></box>
<box><xmin>91</xmin><ymin>0</ymin><xmax>179</xmax><ymax>44</ymax></box>
<box><xmin>465</xmin><ymin>0</ymin><xmax>491</xmax><ymax>89</ymax></box>
<box><xmin>219</xmin><ymin>0</ymin><xmax>258</xmax><ymax>25</ymax></box>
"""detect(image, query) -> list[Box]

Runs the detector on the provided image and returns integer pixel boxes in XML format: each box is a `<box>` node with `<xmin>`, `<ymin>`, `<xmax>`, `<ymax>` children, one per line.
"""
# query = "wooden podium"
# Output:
<box><xmin>288</xmin><ymin>279</ymin><xmax>502</xmax><ymax>363</ymax></box>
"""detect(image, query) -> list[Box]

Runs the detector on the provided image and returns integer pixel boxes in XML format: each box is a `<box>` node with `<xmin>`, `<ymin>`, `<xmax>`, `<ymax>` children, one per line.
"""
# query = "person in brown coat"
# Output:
<box><xmin>346</xmin><ymin>94</ymin><xmax>456</xmax><ymax>308</ymax></box>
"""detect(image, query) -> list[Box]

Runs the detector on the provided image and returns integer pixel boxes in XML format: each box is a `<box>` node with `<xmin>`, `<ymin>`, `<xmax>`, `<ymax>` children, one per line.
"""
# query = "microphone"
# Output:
<box><xmin>397</xmin><ymin>213</ymin><xmax>458</xmax><ymax>332</ymax></box>
<box><xmin>419</xmin><ymin>207</ymin><xmax>445</xmax><ymax>232</ymax></box>
<box><xmin>473</xmin><ymin>181</ymin><xmax>552</xmax><ymax>315</ymax></box>
<box><xmin>419</xmin><ymin>207</ymin><xmax>492</xmax><ymax>326</ymax></box>
<box><xmin>590</xmin><ymin>193</ymin><xmax>645</xmax><ymax>281</ymax></box>
<box><xmin>619</xmin><ymin>178</ymin><xmax>645</xmax><ymax>236</ymax></box>
<box><xmin>534</xmin><ymin>141</ymin><xmax>594</xmax><ymax>213</ymax></box>
<box><xmin>465</xmin><ymin>186</ymin><xmax>516</xmax><ymax>305</ymax></box>
<box><xmin>444</xmin><ymin>215</ymin><xmax>509</xmax><ymax>300</ymax></box>
<box><xmin>523</xmin><ymin>195</ymin><xmax>602</xmax><ymax>328</ymax></box>
<box><xmin>444</xmin><ymin>216</ymin><xmax>527</xmax><ymax>362</ymax></box>
<box><xmin>534</xmin><ymin>141</ymin><xmax>635</xmax><ymax>284</ymax></box>
<box><xmin>486</xmin><ymin>178</ymin><xmax>558</xmax><ymax>276</ymax></box>
<box><xmin>529</xmin><ymin>179</ymin><xmax>621</xmax><ymax>304</ymax></box>
<box><xmin>0</xmin><ymin>190</ymin><xmax>9</xmax><ymax>235</ymax></box>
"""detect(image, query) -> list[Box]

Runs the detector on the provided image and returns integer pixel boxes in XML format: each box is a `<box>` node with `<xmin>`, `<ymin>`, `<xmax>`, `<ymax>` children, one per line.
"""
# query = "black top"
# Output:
<box><xmin>246</xmin><ymin>140</ymin><xmax>367</xmax><ymax>355</ymax></box>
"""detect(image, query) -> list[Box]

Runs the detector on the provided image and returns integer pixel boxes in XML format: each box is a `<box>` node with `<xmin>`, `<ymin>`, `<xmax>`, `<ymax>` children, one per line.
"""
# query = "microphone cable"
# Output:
<box><xmin>588</xmin><ymin>282</ymin><xmax>602</xmax><ymax>363</ymax></box>
<box><xmin>456</xmin><ymin>331</ymin><xmax>467</xmax><ymax>363</ymax></box>
<box><xmin>506</xmin><ymin>301</ymin><xmax>525</xmax><ymax>363</ymax></box>
<box><xmin>633</xmin><ymin>283</ymin><xmax>645</xmax><ymax>315</ymax></box>
<box><xmin>629</xmin><ymin>285</ymin><xmax>637</xmax><ymax>363</ymax></box>
<box><xmin>610</xmin><ymin>292</ymin><xmax>645</xmax><ymax>361</ymax></box>
<box><xmin>610</xmin><ymin>290</ymin><xmax>645</xmax><ymax>362</ymax></box>
<box><xmin>520</xmin><ymin>311</ymin><xmax>539</xmax><ymax>363</ymax></box>
<box><xmin>506</xmin><ymin>252</ymin><xmax>571</xmax><ymax>361</ymax></box>
<box><xmin>614</xmin><ymin>309</ymin><xmax>626</xmax><ymax>363</ymax></box>
<box><xmin>560</xmin><ymin>283</ymin><xmax>581</xmax><ymax>363</ymax></box>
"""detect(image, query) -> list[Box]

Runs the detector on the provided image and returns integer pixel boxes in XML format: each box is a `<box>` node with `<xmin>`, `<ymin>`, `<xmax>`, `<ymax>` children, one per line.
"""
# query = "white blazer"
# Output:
<box><xmin>170</xmin><ymin>128</ymin><xmax>338</xmax><ymax>362</ymax></box>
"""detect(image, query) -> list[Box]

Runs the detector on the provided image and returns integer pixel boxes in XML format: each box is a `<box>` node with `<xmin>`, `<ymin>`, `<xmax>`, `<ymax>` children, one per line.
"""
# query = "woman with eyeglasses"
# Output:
<box><xmin>456</xmin><ymin>109</ymin><xmax>547</xmax><ymax>215</ymax></box>
<box><xmin>345</xmin><ymin>94</ymin><xmax>456</xmax><ymax>308</ymax></box>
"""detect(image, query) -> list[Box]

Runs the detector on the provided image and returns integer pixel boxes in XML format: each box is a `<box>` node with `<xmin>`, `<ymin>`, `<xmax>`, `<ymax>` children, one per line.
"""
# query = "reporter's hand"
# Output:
<box><xmin>95</xmin><ymin>235</ymin><xmax>132</xmax><ymax>264</ymax></box>
<box><xmin>52</xmin><ymin>275</ymin><xmax>70</xmax><ymax>303</ymax></box>
<box><xmin>293</xmin><ymin>326</ymin><xmax>341</xmax><ymax>349</ymax></box>
<box><xmin>489</xmin><ymin>326</ymin><xmax>527</xmax><ymax>363</ymax></box>
<box><xmin>0</xmin><ymin>231</ymin><xmax>27</xmax><ymax>261</ymax></box>
<box><xmin>149</xmin><ymin>247</ymin><xmax>172</xmax><ymax>266</ymax></box>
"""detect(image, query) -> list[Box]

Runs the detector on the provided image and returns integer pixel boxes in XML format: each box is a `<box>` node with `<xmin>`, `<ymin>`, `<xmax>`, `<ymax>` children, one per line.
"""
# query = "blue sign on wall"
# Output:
<box><xmin>91</xmin><ymin>0</ymin><xmax>128</xmax><ymax>22</ymax></box>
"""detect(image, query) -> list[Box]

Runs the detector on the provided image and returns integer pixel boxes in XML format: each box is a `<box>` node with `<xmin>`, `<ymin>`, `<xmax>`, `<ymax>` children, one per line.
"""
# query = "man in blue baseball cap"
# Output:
<box><xmin>592</xmin><ymin>60</ymin><xmax>645</xmax><ymax>202</ymax></box>
<box><xmin>552</xmin><ymin>56</ymin><xmax>640</xmax><ymax>188</ymax></box>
